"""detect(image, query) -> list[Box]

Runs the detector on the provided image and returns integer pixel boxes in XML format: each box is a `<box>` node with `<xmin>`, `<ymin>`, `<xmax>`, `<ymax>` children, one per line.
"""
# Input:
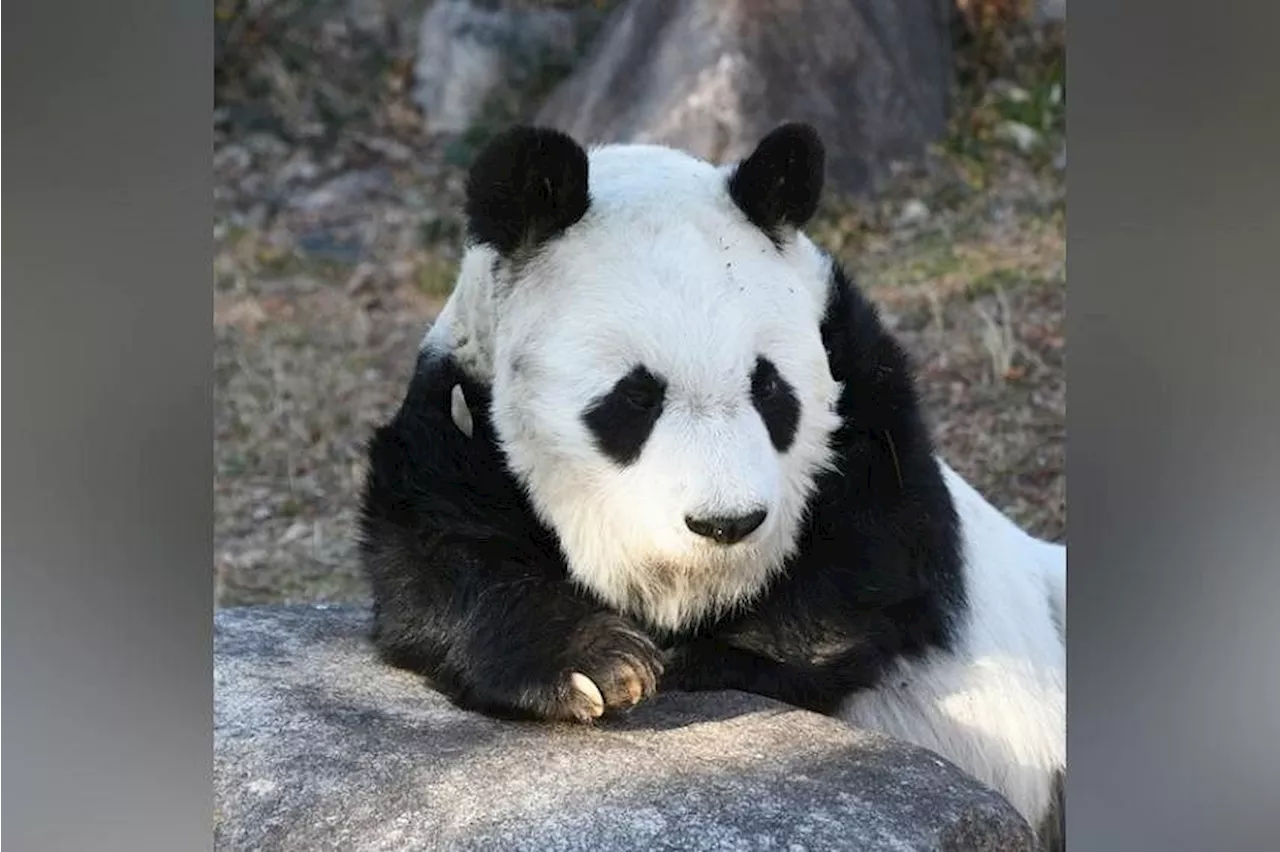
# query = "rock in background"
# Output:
<box><xmin>412</xmin><ymin>0</ymin><xmax>617</xmax><ymax>135</ymax></box>
<box><xmin>1034</xmin><ymin>0</ymin><xmax>1066</xmax><ymax>24</ymax></box>
<box><xmin>534</xmin><ymin>0</ymin><xmax>956</xmax><ymax>198</ymax></box>
<box><xmin>215</xmin><ymin>604</ymin><xmax>1037</xmax><ymax>851</ymax></box>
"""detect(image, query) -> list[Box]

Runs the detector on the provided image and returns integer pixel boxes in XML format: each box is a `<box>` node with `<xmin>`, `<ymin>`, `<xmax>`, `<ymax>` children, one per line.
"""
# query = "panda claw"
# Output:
<box><xmin>569</xmin><ymin>672</ymin><xmax>605</xmax><ymax>719</ymax></box>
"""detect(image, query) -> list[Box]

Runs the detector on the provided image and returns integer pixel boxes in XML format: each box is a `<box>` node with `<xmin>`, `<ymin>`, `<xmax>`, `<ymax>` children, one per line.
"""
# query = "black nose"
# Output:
<box><xmin>685</xmin><ymin>510</ymin><xmax>767</xmax><ymax>545</ymax></box>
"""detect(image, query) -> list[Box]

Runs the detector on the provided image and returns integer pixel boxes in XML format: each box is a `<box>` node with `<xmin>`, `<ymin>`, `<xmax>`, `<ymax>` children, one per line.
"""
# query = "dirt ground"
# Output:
<box><xmin>214</xmin><ymin>12</ymin><xmax>1065</xmax><ymax>607</ymax></box>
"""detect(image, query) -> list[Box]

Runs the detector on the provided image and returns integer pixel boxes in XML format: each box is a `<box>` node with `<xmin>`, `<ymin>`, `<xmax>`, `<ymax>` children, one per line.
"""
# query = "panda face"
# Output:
<box><xmin>437</xmin><ymin>127</ymin><xmax>842</xmax><ymax>632</ymax></box>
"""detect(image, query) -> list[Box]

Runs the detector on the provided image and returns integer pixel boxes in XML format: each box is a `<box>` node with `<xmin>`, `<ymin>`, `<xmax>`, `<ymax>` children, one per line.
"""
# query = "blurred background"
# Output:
<box><xmin>214</xmin><ymin>0</ymin><xmax>1066</xmax><ymax>607</ymax></box>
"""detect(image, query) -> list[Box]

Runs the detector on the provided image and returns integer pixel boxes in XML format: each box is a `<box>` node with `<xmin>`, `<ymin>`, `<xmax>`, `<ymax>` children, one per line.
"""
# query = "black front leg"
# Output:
<box><xmin>661</xmin><ymin>638</ymin><xmax>884</xmax><ymax>716</ymax></box>
<box><xmin>369</xmin><ymin>545</ymin><xmax>667</xmax><ymax>724</ymax></box>
<box><xmin>443</xmin><ymin>577</ymin><xmax>666</xmax><ymax>722</ymax></box>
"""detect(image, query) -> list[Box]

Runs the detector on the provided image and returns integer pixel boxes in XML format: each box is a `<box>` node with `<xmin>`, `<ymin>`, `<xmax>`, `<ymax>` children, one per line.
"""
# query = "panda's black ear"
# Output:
<box><xmin>727</xmin><ymin>123</ymin><xmax>825</xmax><ymax>243</ymax></box>
<box><xmin>464</xmin><ymin>126</ymin><xmax>591</xmax><ymax>257</ymax></box>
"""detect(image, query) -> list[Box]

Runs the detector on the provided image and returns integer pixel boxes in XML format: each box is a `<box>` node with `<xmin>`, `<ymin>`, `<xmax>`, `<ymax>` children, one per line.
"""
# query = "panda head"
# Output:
<box><xmin>428</xmin><ymin>124</ymin><xmax>845</xmax><ymax>632</ymax></box>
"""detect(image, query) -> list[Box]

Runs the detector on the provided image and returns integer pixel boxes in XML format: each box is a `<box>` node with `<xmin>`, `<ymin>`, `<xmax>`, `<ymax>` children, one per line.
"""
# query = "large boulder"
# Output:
<box><xmin>215</xmin><ymin>604</ymin><xmax>1035</xmax><ymax>850</ymax></box>
<box><xmin>534</xmin><ymin>0</ymin><xmax>955</xmax><ymax>198</ymax></box>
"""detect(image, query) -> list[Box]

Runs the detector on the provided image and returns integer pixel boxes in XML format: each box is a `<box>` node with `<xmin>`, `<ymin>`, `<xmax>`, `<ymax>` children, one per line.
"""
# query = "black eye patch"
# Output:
<box><xmin>751</xmin><ymin>357</ymin><xmax>800</xmax><ymax>452</ymax></box>
<box><xmin>582</xmin><ymin>365</ymin><xmax>668</xmax><ymax>466</ymax></box>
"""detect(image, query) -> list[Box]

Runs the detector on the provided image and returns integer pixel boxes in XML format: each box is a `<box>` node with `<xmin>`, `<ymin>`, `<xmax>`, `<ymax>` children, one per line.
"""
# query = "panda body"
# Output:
<box><xmin>359</xmin><ymin>125</ymin><xmax>1065</xmax><ymax>848</ymax></box>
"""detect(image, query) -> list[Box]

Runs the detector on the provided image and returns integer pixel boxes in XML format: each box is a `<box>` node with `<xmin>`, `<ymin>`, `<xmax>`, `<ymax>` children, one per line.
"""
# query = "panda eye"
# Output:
<box><xmin>751</xmin><ymin>362</ymin><xmax>781</xmax><ymax>400</ymax></box>
<box><xmin>622</xmin><ymin>381</ymin><xmax>663</xmax><ymax>411</ymax></box>
<box><xmin>750</xmin><ymin>357</ymin><xmax>800</xmax><ymax>453</ymax></box>
<box><xmin>754</xmin><ymin>372</ymin><xmax>780</xmax><ymax>400</ymax></box>
<box><xmin>582</xmin><ymin>365</ymin><xmax>668</xmax><ymax>466</ymax></box>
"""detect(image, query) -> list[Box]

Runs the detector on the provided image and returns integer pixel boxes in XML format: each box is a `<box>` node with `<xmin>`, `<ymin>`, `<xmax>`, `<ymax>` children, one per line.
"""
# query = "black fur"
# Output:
<box><xmin>727</xmin><ymin>122</ymin><xmax>825</xmax><ymax>246</ymax></box>
<box><xmin>359</xmin><ymin>351</ymin><xmax>665</xmax><ymax>722</ymax></box>
<box><xmin>464</xmin><ymin>126</ymin><xmax>591</xmax><ymax>257</ymax></box>
<box><xmin>750</xmin><ymin>356</ymin><xmax>800</xmax><ymax>452</ymax></box>
<box><xmin>358</xmin><ymin>261</ymin><xmax>965</xmax><ymax>723</ymax></box>
<box><xmin>581</xmin><ymin>364</ymin><xmax>668</xmax><ymax>466</ymax></box>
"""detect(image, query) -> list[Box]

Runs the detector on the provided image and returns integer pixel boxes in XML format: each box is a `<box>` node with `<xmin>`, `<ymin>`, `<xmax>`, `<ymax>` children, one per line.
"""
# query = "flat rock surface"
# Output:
<box><xmin>215</xmin><ymin>604</ymin><xmax>1035</xmax><ymax>851</ymax></box>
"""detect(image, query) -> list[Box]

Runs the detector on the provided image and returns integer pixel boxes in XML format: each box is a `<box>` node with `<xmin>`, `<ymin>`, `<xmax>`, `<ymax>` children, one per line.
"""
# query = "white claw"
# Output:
<box><xmin>569</xmin><ymin>672</ymin><xmax>605</xmax><ymax>718</ymax></box>
<box><xmin>450</xmin><ymin>384</ymin><xmax>474</xmax><ymax>438</ymax></box>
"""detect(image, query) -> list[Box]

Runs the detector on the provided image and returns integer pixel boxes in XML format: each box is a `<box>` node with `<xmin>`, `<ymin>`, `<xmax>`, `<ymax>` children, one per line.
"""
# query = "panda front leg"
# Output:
<box><xmin>660</xmin><ymin>637</ymin><xmax>880</xmax><ymax>715</ymax></box>
<box><xmin>369</xmin><ymin>549</ymin><xmax>667</xmax><ymax>724</ymax></box>
<box><xmin>445</xmin><ymin>580</ymin><xmax>667</xmax><ymax>723</ymax></box>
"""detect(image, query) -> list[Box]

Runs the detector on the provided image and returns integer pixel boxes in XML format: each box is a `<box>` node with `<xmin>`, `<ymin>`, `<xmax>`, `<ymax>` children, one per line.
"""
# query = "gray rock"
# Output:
<box><xmin>216</xmin><ymin>604</ymin><xmax>1035</xmax><ymax>850</ymax></box>
<box><xmin>996</xmin><ymin>121</ymin><xmax>1042</xmax><ymax>154</ymax></box>
<box><xmin>896</xmin><ymin>199</ymin><xmax>932</xmax><ymax>229</ymax></box>
<box><xmin>290</xmin><ymin>169</ymin><xmax>393</xmax><ymax>215</ymax></box>
<box><xmin>412</xmin><ymin>0</ymin><xmax>596</xmax><ymax>134</ymax></box>
<box><xmin>1034</xmin><ymin>0</ymin><xmax>1067</xmax><ymax>25</ymax></box>
<box><xmin>534</xmin><ymin>0</ymin><xmax>954</xmax><ymax>198</ymax></box>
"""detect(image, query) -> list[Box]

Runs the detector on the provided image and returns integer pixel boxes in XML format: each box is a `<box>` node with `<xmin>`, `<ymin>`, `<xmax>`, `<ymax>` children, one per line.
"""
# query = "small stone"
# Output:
<box><xmin>275</xmin><ymin>152</ymin><xmax>319</xmax><ymax>187</ymax></box>
<box><xmin>345</xmin><ymin>262</ymin><xmax>379</xmax><ymax>296</ymax></box>
<box><xmin>989</xmin><ymin>80</ymin><xmax>1031</xmax><ymax>104</ymax></box>
<box><xmin>278</xmin><ymin>522</ymin><xmax>310</xmax><ymax>546</ymax></box>
<box><xmin>997</xmin><ymin>121</ymin><xmax>1042</xmax><ymax>154</ymax></box>
<box><xmin>292</xmin><ymin>170</ymin><xmax>391</xmax><ymax>214</ymax></box>
<box><xmin>358</xmin><ymin>136</ymin><xmax>413</xmax><ymax>163</ymax></box>
<box><xmin>896</xmin><ymin>199</ymin><xmax>931</xmax><ymax>228</ymax></box>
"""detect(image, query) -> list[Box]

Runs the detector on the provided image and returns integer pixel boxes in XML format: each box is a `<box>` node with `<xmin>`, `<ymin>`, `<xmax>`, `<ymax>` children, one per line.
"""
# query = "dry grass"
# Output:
<box><xmin>214</xmin><ymin>245</ymin><xmax>446</xmax><ymax>603</ymax></box>
<box><xmin>843</xmin><ymin>150</ymin><xmax>1066</xmax><ymax>542</ymax></box>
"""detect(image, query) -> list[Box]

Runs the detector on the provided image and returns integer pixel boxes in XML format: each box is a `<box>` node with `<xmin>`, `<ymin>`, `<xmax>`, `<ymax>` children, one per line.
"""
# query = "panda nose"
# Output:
<box><xmin>685</xmin><ymin>510</ymin><xmax>768</xmax><ymax>545</ymax></box>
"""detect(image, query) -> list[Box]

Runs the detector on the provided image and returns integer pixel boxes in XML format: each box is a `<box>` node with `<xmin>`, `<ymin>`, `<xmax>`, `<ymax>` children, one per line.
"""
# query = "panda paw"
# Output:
<box><xmin>554</xmin><ymin>615</ymin><xmax>664</xmax><ymax>722</ymax></box>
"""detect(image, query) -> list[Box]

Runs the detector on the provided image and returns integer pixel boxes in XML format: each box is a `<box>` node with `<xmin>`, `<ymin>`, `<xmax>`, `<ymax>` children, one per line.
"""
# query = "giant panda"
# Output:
<box><xmin>358</xmin><ymin>123</ymin><xmax>1066</xmax><ymax>849</ymax></box>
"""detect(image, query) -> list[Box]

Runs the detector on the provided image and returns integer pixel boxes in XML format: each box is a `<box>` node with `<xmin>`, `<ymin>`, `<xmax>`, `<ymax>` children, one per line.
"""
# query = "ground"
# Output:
<box><xmin>214</xmin><ymin>6</ymin><xmax>1065</xmax><ymax>606</ymax></box>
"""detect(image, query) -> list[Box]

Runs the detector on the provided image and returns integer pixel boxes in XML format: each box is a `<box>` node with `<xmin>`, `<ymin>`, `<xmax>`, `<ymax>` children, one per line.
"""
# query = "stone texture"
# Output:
<box><xmin>216</xmin><ymin>604</ymin><xmax>1035</xmax><ymax>850</ymax></box>
<box><xmin>1034</xmin><ymin>0</ymin><xmax>1066</xmax><ymax>24</ymax></box>
<box><xmin>412</xmin><ymin>0</ymin><xmax>605</xmax><ymax>134</ymax></box>
<box><xmin>534</xmin><ymin>0</ymin><xmax>954</xmax><ymax>198</ymax></box>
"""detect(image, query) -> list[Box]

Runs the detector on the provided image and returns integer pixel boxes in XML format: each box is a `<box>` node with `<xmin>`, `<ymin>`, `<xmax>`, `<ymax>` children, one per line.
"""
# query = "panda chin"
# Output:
<box><xmin>562</xmin><ymin>536</ymin><xmax>791</xmax><ymax>635</ymax></box>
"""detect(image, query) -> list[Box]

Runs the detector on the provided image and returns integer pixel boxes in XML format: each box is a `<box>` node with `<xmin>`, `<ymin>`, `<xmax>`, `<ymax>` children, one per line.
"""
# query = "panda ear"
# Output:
<box><xmin>464</xmin><ymin>126</ymin><xmax>591</xmax><ymax>257</ymax></box>
<box><xmin>727</xmin><ymin>123</ymin><xmax>825</xmax><ymax>243</ymax></box>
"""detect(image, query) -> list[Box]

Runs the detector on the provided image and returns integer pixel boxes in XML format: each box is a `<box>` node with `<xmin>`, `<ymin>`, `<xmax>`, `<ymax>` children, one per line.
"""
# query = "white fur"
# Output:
<box><xmin>839</xmin><ymin>461</ymin><xmax>1066</xmax><ymax>830</ymax></box>
<box><xmin>428</xmin><ymin>138</ymin><xmax>1066</xmax><ymax>831</ymax></box>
